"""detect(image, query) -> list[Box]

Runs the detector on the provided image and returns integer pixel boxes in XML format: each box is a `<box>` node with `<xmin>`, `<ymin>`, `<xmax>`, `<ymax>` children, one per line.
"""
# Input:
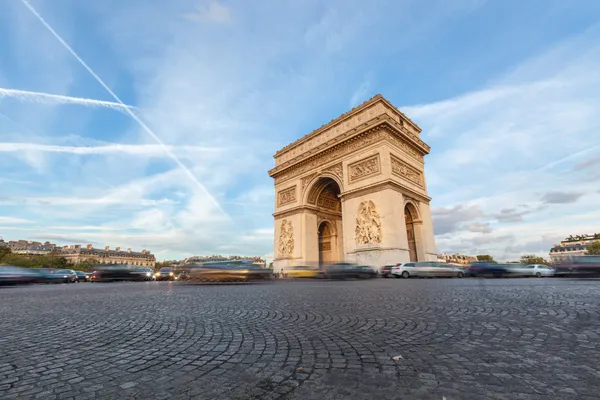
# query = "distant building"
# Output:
<box><xmin>437</xmin><ymin>253</ymin><xmax>477</xmax><ymax>265</ymax></box>
<box><xmin>60</xmin><ymin>244</ymin><xmax>155</xmax><ymax>267</ymax></box>
<box><xmin>6</xmin><ymin>240</ymin><xmax>58</xmax><ymax>255</ymax></box>
<box><xmin>183</xmin><ymin>255</ymin><xmax>265</xmax><ymax>267</ymax></box>
<box><xmin>1</xmin><ymin>238</ymin><xmax>155</xmax><ymax>267</ymax></box>
<box><xmin>549</xmin><ymin>234</ymin><xmax>600</xmax><ymax>262</ymax></box>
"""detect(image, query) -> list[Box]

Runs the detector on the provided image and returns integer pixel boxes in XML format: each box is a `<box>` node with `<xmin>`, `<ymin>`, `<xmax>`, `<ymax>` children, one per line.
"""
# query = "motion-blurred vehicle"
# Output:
<box><xmin>380</xmin><ymin>265</ymin><xmax>394</xmax><ymax>278</ymax></box>
<box><xmin>513</xmin><ymin>264</ymin><xmax>555</xmax><ymax>277</ymax></box>
<box><xmin>30</xmin><ymin>268</ymin><xmax>65</xmax><ymax>284</ymax></box>
<box><xmin>155</xmin><ymin>267</ymin><xmax>176</xmax><ymax>281</ymax></box>
<box><xmin>320</xmin><ymin>263</ymin><xmax>375</xmax><ymax>279</ymax></box>
<box><xmin>467</xmin><ymin>261</ymin><xmax>511</xmax><ymax>277</ymax></box>
<box><xmin>133</xmin><ymin>267</ymin><xmax>155</xmax><ymax>281</ymax></box>
<box><xmin>554</xmin><ymin>256</ymin><xmax>600</xmax><ymax>277</ymax></box>
<box><xmin>53</xmin><ymin>269</ymin><xmax>78</xmax><ymax>283</ymax></box>
<box><xmin>0</xmin><ymin>266</ymin><xmax>38</xmax><ymax>285</ymax></box>
<box><xmin>177</xmin><ymin>261</ymin><xmax>271</xmax><ymax>282</ymax></box>
<box><xmin>74</xmin><ymin>270</ymin><xmax>89</xmax><ymax>282</ymax></box>
<box><xmin>286</xmin><ymin>266</ymin><xmax>321</xmax><ymax>278</ymax></box>
<box><xmin>90</xmin><ymin>265</ymin><xmax>140</xmax><ymax>282</ymax></box>
<box><xmin>392</xmin><ymin>262</ymin><xmax>464</xmax><ymax>278</ymax></box>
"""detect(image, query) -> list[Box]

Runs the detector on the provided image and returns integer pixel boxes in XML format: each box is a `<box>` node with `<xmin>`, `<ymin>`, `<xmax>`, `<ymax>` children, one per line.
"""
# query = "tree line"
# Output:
<box><xmin>0</xmin><ymin>247</ymin><xmax>100</xmax><ymax>271</ymax></box>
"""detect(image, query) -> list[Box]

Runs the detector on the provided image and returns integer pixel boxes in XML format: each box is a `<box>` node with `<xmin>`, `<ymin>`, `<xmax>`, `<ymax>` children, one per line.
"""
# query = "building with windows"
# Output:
<box><xmin>5</xmin><ymin>240</ymin><xmax>58</xmax><ymax>255</ymax></box>
<box><xmin>0</xmin><ymin>237</ymin><xmax>155</xmax><ymax>267</ymax></box>
<box><xmin>436</xmin><ymin>253</ymin><xmax>477</xmax><ymax>265</ymax></box>
<box><xmin>60</xmin><ymin>244</ymin><xmax>155</xmax><ymax>267</ymax></box>
<box><xmin>549</xmin><ymin>234</ymin><xmax>600</xmax><ymax>262</ymax></box>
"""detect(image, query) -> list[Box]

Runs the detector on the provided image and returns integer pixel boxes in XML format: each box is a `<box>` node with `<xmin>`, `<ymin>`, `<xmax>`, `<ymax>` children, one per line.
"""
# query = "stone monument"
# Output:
<box><xmin>268</xmin><ymin>94</ymin><xmax>437</xmax><ymax>270</ymax></box>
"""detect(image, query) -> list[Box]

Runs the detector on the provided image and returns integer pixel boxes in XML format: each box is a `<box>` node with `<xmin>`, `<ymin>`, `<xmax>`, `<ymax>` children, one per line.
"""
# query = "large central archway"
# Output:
<box><xmin>307</xmin><ymin>177</ymin><xmax>343</xmax><ymax>264</ymax></box>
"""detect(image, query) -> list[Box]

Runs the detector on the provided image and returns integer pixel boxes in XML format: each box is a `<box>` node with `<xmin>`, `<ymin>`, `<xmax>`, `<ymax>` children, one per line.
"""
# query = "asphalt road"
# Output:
<box><xmin>0</xmin><ymin>278</ymin><xmax>599</xmax><ymax>399</ymax></box>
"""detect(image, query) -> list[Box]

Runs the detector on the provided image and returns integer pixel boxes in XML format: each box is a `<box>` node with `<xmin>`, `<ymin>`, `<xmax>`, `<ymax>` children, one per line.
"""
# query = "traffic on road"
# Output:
<box><xmin>1</xmin><ymin>256</ymin><xmax>598</xmax><ymax>286</ymax></box>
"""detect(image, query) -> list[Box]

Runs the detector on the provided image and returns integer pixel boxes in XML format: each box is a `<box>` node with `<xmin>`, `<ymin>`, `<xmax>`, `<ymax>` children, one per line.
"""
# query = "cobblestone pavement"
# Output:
<box><xmin>1</xmin><ymin>278</ymin><xmax>599</xmax><ymax>400</ymax></box>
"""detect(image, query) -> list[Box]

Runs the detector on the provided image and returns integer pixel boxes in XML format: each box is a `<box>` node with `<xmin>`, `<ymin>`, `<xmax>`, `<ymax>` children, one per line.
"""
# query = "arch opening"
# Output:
<box><xmin>405</xmin><ymin>205</ymin><xmax>418</xmax><ymax>262</ymax></box>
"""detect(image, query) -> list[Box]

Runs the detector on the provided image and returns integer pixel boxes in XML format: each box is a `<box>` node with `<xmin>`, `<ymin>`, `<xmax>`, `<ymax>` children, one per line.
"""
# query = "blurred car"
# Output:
<box><xmin>0</xmin><ymin>266</ymin><xmax>38</xmax><ymax>285</ymax></box>
<box><xmin>320</xmin><ymin>263</ymin><xmax>374</xmax><ymax>279</ymax></box>
<box><xmin>133</xmin><ymin>267</ymin><xmax>156</xmax><ymax>281</ymax></box>
<box><xmin>178</xmin><ymin>262</ymin><xmax>271</xmax><ymax>282</ymax></box>
<box><xmin>286</xmin><ymin>266</ymin><xmax>321</xmax><ymax>278</ymax></box>
<box><xmin>555</xmin><ymin>256</ymin><xmax>600</xmax><ymax>277</ymax></box>
<box><xmin>155</xmin><ymin>267</ymin><xmax>176</xmax><ymax>281</ymax></box>
<box><xmin>467</xmin><ymin>261</ymin><xmax>511</xmax><ymax>278</ymax></box>
<box><xmin>354</xmin><ymin>266</ymin><xmax>378</xmax><ymax>279</ymax></box>
<box><xmin>517</xmin><ymin>264</ymin><xmax>555</xmax><ymax>277</ymax></box>
<box><xmin>53</xmin><ymin>269</ymin><xmax>78</xmax><ymax>283</ymax></box>
<box><xmin>90</xmin><ymin>266</ymin><xmax>140</xmax><ymax>282</ymax></box>
<box><xmin>30</xmin><ymin>268</ymin><xmax>65</xmax><ymax>284</ymax></box>
<box><xmin>74</xmin><ymin>270</ymin><xmax>89</xmax><ymax>282</ymax></box>
<box><xmin>393</xmin><ymin>262</ymin><xmax>464</xmax><ymax>278</ymax></box>
<box><xmin>380</xmin><ymin>265</ymin><xmax>394</xmax><ymax>278</ymax></box>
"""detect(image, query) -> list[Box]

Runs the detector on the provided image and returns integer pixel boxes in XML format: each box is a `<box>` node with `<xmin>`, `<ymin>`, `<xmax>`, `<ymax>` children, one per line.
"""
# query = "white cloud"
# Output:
<box><xmin>0</xmin><ymin>217</ymin><xmax>32</xmax><ymax>224</ymax></box>
<box><xmin>0</xmin><ymin>87</ymin><xmax>134</xmax><ymax>113</ymax></box>
<box><xmin>0</xmin><ymin>142</ymin><xmax>224</xmax><ymax>156</ymax></box>
<box><xmin>184</xmin><ymin>1</ymin><xmax>231</xmax><ymax>23</ymax></box>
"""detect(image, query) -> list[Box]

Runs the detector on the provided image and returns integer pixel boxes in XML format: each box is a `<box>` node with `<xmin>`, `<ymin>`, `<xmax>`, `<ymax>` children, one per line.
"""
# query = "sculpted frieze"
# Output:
<box><xmin>277</xmin><ymin>186</ymin><xmax>297</xmax><ymax>207</ymax></box>
<box><xmin>349</xmin><ymin>154</ymin><xmax>380</xmax><ymax>183</ymax></box>
<box><xmin>391</xmin><ymin>156</ymin><xmax>424</xmax><ymax>187</ymax></box>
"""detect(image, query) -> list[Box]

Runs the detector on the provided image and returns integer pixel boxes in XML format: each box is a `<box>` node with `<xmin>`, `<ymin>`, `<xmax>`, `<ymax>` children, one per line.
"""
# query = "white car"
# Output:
<box><xmin>392</xmin><ymin>262</ymin><xmax>465</xmax><ymax>279</ymax></box>
<box><xmin>525</xmin><ymin>264</ymin><xmax>555</xmax><ymax>277</ymax></box>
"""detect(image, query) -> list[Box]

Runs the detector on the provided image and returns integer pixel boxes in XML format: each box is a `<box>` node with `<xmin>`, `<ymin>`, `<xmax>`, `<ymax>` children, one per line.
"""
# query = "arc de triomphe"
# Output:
<box><xmin>268</xmin><ymin>94</ymin><xmax>437</xmax><ymax>270</ymax></box>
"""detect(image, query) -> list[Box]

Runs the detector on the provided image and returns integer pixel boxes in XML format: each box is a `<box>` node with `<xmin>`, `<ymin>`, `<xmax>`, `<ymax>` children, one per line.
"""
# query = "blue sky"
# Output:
<box><xmin>1</xmin><ymin>0</ymin><xmax>599</xmax><ymax>261</ymax></box>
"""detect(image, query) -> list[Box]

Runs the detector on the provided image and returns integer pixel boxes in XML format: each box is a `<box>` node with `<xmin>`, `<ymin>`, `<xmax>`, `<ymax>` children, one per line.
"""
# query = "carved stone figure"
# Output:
<box><xmin>355</xmin><ymin>200</ymin><xmax>382</xmax><ymax>245</ymax></box>
<box><xmin>323</xmin><ymin>163</ymin><xmax>343</xmax><ymax>183</ymax></box>
<box><xmin>278</xmin><ymin>219</ymin><xmax>294</xmax><ymax>257</ymax></box>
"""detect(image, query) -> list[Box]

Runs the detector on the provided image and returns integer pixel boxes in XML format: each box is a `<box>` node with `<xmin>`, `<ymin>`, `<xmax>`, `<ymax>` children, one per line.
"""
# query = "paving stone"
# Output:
<box><xmin>0</xmin><ymin>279</ymin><xmax>599</xmax><ymax>399</ymax></box>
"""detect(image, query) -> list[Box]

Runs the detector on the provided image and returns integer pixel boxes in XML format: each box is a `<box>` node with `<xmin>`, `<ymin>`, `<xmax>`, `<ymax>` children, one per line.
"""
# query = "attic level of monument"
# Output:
<box><xmin>269</xmin><ymin>94</ymin><xmax>438</xmax><ymax>270</ymax></box>
<box><xmin>269</xmin><ymin>94</ymin><xmax>430</xmax><ymax>174</ymax></box>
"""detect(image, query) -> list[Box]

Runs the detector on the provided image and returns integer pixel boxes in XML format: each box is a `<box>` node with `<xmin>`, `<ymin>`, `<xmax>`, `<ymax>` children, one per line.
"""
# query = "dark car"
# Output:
<box><xmin>0</xmin><ymin>266</ymin><xmax>38</xmax><ymax>285</ymax></box>
<box><xmin>380</xmin><ymin>265</ymin><xmax>394</xmax><ymax>278</ymax></box>
<box><xmin>53</xmin><ymin>269</ymin><xmax>78</xmax><ymax>283</ymax></box>
<box><xmin>30</xmin><ymin>268</ymin><xmax>65</xmax><ymax>284</ymax></box>
<box><xmin>133</xmin><ymin>267</ymin><xmax>156</xmax><ymax>281</ymax></box>
<box><xmin>321</xmin><ymin>263</ymin><xmax>373</xmax><ymax>279</ymax></box>
<box><xmin>156</xmin><ymin>267</ymin><xmax>176</xmax><ymax>281</ymax></box>
<box><xmin>555</xmin><ymin>256</ymin><xmax>600</xmax><ymax>277</ymax></box>
<box><xmin>90</xmin><ymin>265</ymin><xmax>139</xmax><ymax>282</ymax></box>
<box><xmin>74</xmin><ymin>271</ymin><xmax>89</xmax><ymax>282</ymax></box>
<box><xmin>467</xmin><ymin>262</ymin><xmax>511</xmax><ymax>278</ymax></box>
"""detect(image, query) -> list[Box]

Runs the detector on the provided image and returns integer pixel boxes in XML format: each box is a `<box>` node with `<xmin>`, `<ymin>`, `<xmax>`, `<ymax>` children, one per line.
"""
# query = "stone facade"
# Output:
<box><xmin>269</xmin><ymin>94</ymin><xmax>437</xmax><ymax>270</ymax></box>
<box><xmin>60</xmin><ymin>245</ymin><xmax>156</xmax><ymax>267</ymax></box>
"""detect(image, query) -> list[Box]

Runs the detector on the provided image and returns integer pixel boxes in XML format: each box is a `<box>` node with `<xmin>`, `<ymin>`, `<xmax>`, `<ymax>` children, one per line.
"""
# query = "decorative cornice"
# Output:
<box><xmin>339</xmin><ymin>179</ymin><xmax>431</xmax><ymax>204</ymax></box>
<box><xmin>270</xmin><ymin>118</ymin><xmax>427</xmax><ymax>182</ymax></box>
<box><xmin>273</xmin><ymin>205</ymin><xmax>341</xmax><ymax>219</ymax></box>
<box><xmin>273</xmin><ymin>94</ymin><xmax>422</xmax><ymax>159</ymax></box>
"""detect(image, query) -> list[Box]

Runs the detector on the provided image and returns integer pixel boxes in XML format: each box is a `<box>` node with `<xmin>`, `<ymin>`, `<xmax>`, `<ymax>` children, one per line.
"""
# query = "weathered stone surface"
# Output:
<box><xmin>0</xmin><ymin>279</ymin><xmax>598</xmax><ymax>399</ymax></box>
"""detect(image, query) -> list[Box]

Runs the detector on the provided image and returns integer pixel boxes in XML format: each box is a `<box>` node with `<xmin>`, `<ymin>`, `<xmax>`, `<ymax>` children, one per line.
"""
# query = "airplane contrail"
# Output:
<box><xmin>0</xmin><ymin>142</ymin><xmax>225</xmax><ymax>155</ymax></box>
<box><xmin>19</xmin><ymin>0</ymin><xmax>229</xmax><ymax>218</ymax></box>
<box><xmin>0</xmin><ymin>87</ymin><xmax>134</xmax><ymax>112</ymax></box>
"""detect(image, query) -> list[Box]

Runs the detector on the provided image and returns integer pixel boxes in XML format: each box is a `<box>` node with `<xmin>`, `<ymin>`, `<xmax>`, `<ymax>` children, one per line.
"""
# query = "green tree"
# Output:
<box><xmin>520</xmin><ymin>254</ymin><xmax>547</xmax><ymax>265</ymax></box>
<box><xmin>586</xmin><ymin>241</ymin><xmax>600</xmax><ymax>255</ymax></box>
<box><xmin>0</xmin><ymin>246</ymin><xmax>12</xmax><ymax>262</ymax></box>
<box><xmin>476</xmin><ymin>255</ymin><xmax>494</xmax><ymax>262</ymax></box>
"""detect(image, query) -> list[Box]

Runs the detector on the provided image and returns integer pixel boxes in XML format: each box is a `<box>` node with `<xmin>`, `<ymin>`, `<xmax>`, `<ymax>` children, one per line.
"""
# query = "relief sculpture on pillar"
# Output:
<box><xmin>355</xmin><ymin>200</ymin><xmax>382</xmax><ymax>245</ymax></box>
<box><xmin>278</xmin><ymin>219</ymin><xmax>294</xmax><ymax>257</ymax></box>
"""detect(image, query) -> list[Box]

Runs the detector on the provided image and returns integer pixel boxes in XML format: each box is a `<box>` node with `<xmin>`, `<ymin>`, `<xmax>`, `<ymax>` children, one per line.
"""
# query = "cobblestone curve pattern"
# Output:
<box><xmin>0</xmin><ymin>279</ymin><xmax>599</xmax><ymax>399</ymax></box>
